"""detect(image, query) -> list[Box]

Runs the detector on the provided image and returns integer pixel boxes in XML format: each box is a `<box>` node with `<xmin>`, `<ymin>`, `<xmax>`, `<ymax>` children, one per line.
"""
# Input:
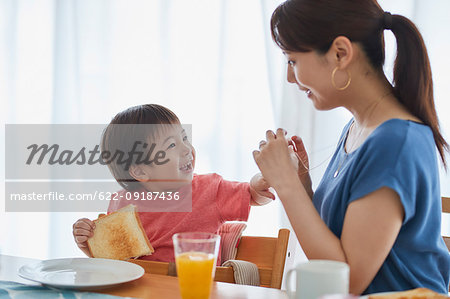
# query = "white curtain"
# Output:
<box><xmin>0</xmin><ymin>0</ymin><xmax>284</xmax><ymax>260</ymax></box>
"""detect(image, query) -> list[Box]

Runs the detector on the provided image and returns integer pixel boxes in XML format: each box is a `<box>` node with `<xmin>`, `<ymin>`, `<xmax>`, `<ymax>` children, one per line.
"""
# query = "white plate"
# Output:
<box><xmin>18</xmin><ymin>258</ymin><xmax>144</xmax><ymax>290</ymax></box>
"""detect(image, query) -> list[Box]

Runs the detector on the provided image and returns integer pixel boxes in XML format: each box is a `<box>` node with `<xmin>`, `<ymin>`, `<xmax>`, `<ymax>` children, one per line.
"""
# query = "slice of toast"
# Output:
<box><xmin>87</xmin><ymin>204</ymin><xmax>154</xmax><ymax>260</ymax></box>
<box><xmin>369</xmin><ymin>288</ymin><xmax>448</xmax><ymax>299</ymax></box>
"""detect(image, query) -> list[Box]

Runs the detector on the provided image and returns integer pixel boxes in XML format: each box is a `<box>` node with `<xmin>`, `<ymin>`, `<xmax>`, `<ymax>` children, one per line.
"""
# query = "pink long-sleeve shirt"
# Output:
<box><xmin>107</xmin><ymin>173</ymin><xmax>251</xmax><ymax>263</ymax></box>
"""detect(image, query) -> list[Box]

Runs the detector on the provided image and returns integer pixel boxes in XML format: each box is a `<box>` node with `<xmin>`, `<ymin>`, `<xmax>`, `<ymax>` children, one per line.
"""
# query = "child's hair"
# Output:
<box><xmin>101</xmin><ymin>104</ymin><xmax>180</xmax><ymax>190</ymax></box>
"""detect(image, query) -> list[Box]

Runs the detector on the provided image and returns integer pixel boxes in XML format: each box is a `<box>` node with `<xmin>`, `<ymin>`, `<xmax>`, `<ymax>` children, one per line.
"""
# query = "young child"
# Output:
<box><xmin>72</xmin><ymin>104</ymin><xmax>275</xmax><ymax>263</ymax></box>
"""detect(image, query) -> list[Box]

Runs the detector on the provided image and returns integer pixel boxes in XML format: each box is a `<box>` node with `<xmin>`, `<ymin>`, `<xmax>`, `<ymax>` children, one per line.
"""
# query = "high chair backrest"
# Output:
<box><xmin>214</xmin><ymin>228</ymin><xmax>290</xmax><ymax>289</ymax></box>
<box><xmin>442</xmin><ymin>197</ymin><xmax>450</xmax><ymax>251</ymax></box>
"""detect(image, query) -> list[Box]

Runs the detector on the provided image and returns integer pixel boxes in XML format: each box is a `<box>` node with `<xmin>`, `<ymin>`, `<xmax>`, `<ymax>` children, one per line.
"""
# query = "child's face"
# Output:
<box><xmin>132</xmin><ymin>124</ymin><xmax>195</xmax><ymax>191</ymax></box>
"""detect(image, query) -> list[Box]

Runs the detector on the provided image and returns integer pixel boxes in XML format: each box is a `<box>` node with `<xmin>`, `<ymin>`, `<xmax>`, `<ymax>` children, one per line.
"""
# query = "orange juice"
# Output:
<box><xmin>175</xmin><ymin>251</ymin><xmax>216</xmax><ymax>299</ymax></box>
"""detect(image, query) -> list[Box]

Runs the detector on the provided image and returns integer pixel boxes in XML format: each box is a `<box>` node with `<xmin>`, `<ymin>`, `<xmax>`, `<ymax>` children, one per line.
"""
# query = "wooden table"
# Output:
<box><xmin>0</xmin><ymin>254</ymin><xmax>288</xmax><ymax>299</ymax></box>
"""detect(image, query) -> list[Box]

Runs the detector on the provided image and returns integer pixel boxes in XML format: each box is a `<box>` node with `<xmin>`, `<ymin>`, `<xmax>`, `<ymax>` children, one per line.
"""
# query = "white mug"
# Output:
<box><xmin>286</xmin><ymin>260</ymin><xmax>350</xmax><ymax>299</ymax></box>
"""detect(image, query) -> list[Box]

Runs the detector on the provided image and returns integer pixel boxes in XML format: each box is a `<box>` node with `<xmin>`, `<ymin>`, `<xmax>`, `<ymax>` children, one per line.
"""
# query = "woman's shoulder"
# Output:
<box><xmin>369</xmin><ymin>118</ymin><xmax>432</xmax><ymax>144</ymax></box>
<box><xmin>362</xmin><ymin>118</ymin><xmax>436</xmax><ymax>164</ymax></box>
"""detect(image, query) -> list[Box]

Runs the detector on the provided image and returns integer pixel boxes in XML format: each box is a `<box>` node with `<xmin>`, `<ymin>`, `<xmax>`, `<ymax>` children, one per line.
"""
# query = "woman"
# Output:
<box><xmin>253</xmin><ymin>0</ymin><xmax>450</xmax><ymax>295</ymax></box>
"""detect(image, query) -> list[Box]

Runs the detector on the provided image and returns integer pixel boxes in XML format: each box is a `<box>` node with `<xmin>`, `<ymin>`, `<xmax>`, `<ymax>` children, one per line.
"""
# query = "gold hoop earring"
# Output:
<box><xmin>331</xmin><ymin>67</ymin><xmax>351</xmax><ymax>91</ymax></box>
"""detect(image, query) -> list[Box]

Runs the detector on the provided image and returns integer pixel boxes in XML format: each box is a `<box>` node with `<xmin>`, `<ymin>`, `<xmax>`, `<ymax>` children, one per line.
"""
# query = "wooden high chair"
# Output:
<box><xmin>129</xmin><ymin>228</ymin><xmax>290</xmax><ymax>289</ymax></box>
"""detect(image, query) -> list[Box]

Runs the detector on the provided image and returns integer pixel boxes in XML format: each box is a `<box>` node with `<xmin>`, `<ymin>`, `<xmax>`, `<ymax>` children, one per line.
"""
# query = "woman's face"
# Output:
<box><xmin>284</xmin><ymin>50</ymin><xmax>338</xmax><ymax>110</ymax></box>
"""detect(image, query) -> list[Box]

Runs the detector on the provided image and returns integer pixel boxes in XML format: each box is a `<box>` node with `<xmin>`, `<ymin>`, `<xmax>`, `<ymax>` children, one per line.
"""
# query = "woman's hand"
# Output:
<box><xmin>72</xmin><ymin>218</ymin><xmax>95</xmax><ymax>257</ymax></box>
<box><xmin>289</xmin><ymin>136</ymin><xmax>314</xmax><ymax>199</ymax></box>
<box><xmin>253</xmin><ymin>129</ymin><xmax>300</xmax><ymax>191</ymax></box>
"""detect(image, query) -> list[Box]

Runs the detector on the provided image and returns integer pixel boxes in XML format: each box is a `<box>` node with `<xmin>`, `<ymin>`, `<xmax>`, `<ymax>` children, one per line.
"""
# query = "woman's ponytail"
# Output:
<box><xmin>390</xmin><ymin>14</ymin><xmax>448</xmax><ymax>168</ymax></box>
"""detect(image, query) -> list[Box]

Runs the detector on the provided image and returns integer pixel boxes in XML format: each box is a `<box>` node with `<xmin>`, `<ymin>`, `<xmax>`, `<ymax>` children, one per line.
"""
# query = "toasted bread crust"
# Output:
<box><xmin>369</xmin><ymin>288</ymin><xmax>448</xmax><ymax>299</ymax></box>
<box><xmin>88</xmin><ymin>204</ymin><xmax>153</xmax><ymax>260</ymax></box>
<box><xmin>134</xmin><ymin>207</ymin><xmax>154</xmax><ymax>253</ymax></box>
<box><xmin>87</xmin><ymin>239</ymin><xmax>93</xmax><ymax>257</ymax></box>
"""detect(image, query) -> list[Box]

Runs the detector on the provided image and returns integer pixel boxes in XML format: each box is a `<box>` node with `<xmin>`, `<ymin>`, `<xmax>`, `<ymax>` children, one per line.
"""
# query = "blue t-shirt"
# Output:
<box><xmin>313</xmin><ymin>118</ymin><xmax>450</xmax><ymax>295</ymax></box>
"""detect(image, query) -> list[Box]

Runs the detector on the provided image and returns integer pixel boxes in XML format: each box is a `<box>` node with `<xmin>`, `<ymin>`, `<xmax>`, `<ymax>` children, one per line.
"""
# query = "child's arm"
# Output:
<box><xmin>72</xmin><ymin>218</ymin><xmax>95</xmax><ymax>257</ymax></box>
<box><xmin>249</xmin><ymin>173</ymin><xmax>275</xmax><ymax>206</ymax></box>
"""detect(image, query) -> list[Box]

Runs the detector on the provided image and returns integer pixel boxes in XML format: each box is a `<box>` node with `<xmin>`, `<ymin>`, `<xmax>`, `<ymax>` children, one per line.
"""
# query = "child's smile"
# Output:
<box><xmin>134</xmin><ymin>124</ymin><xmax>195</xmax><ymax>191</ymax></box>
<box><xmin>179</xmin><ymin>160</ymin><xmax>193</xmax><ymax>174</ymax></box>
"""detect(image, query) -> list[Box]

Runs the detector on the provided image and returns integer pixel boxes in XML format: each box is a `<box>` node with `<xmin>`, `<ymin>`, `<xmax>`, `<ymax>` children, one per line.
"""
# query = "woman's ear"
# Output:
<box><xmin>129</xmin><ymin>164</ymin><xmax>149</xmax><ymax>182</ymax></box>
<box><xmin>328</xmin><ymin>36</ymin><xmax>354</xmax><ymax>69</ymax></box>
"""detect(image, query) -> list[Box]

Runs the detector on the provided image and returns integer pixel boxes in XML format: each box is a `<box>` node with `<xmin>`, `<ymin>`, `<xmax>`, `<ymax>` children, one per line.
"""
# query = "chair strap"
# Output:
<box><xmin>222</xmin><ymin>260</ymin><xmax>260</xmax><ymax>286</ymax></box>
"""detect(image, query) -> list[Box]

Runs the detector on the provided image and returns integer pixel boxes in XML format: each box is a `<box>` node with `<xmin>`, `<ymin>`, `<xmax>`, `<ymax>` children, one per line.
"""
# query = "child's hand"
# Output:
<box><xmin>250</xmin><ymin>173</ymin><xmax>275</xmax><ymax>205</ymax></box>
<box><xmin>72</xmin><ymin>218</ymin><xmax>95</xmax><ymax>257</ymax></box>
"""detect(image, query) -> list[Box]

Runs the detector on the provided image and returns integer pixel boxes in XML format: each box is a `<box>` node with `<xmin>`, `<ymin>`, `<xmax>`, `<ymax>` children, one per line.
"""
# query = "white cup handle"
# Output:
<box><xmin>286</xmin><ymin>268</ymin><xmax>297</xmax><ymax>299</ymax></box>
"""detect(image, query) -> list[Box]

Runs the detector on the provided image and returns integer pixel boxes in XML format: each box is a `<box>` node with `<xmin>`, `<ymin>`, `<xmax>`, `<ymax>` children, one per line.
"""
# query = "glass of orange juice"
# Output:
<box><xmin>172</xmin><ymin>232</ymin><xmax>220</xmax><ymax>299</ymax></box>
